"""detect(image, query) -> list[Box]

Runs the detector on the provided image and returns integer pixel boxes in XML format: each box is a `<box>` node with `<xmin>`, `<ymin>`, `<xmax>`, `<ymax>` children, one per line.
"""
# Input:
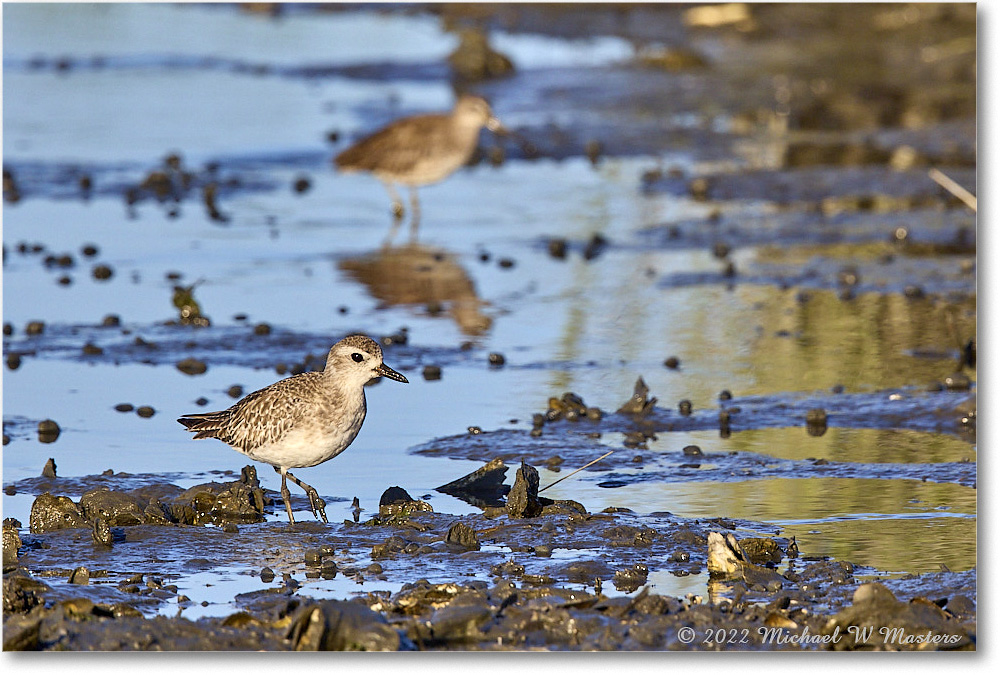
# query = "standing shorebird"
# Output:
<box><xmin>177</xmin><ymin>335</ymin><xmax>408</xmax><ymax>524</ymax></box>
<box><xmin>334</xmin><ymin>94</ymin><xmax>505</xmax><ymax>238</ymax></box>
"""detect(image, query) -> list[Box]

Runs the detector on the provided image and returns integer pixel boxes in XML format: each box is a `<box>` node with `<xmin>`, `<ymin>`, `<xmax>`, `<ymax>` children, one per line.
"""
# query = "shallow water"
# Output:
<box><xmin>3</xmin><ymin>3</ymin><xmax>976</xmax><ymax>617</ymax></box>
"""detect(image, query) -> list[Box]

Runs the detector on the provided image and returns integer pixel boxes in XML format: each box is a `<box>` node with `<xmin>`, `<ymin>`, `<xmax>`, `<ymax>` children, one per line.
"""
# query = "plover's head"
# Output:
<box><xmin>327</xmin><ymin>335</ymin><xmax>408</xmax><ymax>386</ymax></box>
<box><xmin>453</xmin><ymin>95</ymin><xmax>505</xmax><ymax>133</ymax></box>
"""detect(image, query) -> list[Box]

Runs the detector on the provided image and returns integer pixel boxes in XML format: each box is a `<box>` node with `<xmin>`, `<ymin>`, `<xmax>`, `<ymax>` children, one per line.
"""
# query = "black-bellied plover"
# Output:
<box><xmin>177</xmin><ymin>335</ymin><xmax>408</xmax><ymax>524</ymax></box>
<box><xmin>334</xmin><ymin>94</ymin><xmax>505</xmax><ymax>238</ymax></box>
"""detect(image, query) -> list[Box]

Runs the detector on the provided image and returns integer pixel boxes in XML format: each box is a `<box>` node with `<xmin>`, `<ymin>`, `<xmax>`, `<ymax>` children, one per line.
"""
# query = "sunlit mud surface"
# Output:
<box><xmin>3</xmin><ymin>3</ymin><xmax>975</xmax><ymax>650</ymax></box>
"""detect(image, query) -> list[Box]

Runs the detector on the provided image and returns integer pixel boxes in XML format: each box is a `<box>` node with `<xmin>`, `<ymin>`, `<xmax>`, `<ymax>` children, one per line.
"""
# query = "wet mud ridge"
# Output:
<box><xmin>3</xmin><ymin>465</ymin><xmax>976</xmax><ymax>651</ymax></box>
<box><xmin>414</xmin><ymin>379</ymin><xmax>975</xmax><ymax>487</ymax></box>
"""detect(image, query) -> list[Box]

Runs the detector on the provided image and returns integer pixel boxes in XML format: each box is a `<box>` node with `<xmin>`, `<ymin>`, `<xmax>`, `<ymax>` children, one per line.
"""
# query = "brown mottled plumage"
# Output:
<box><xmin>335</xmin><ymin>95</ymin><xmax>504</xmax><ymax>236</ymax></box>
<box><xmin>178</xmin><ymin>335</ymin><xmax>408</xmax><ymax>524</ymax></box>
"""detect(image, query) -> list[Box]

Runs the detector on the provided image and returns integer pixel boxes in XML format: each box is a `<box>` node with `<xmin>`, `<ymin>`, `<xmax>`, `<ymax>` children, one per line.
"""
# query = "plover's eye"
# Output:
<box><xmin>351</xmin><ymin>353</ymin><xmax>365</xmax><ymax>363</ymax></box>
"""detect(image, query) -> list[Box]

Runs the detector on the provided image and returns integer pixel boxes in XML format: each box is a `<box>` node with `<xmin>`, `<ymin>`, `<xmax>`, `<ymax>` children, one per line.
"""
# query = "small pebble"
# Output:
<box><xmin>176</xmin><ymin>357</ymin><xmax>207</xmax><ymax>375</ymax></box>
<box><xmin>254</xmin><ymin>323</ymin><xmax>272</xmax><ymax>336</ymax></box>
<box><xmin>101</xmin><ymin>314</ymin><xmax>121</xmax><ymax>327</ymax></box>
<box><xmin>136</xmin><ymin>406</ymin><xmax>155</xmax><ymax>418</ymax></box>
<box><xmin>260</xmin><ymin>567</ymin><xmax>275</xmax><ymax>582</ymax></box>
<box><xmin>682</xmin><ymin>445</ymin><xmax>703</xmax><ymax>457</ymax></box>
<box><xmin>25</xmin><ymin>321</ymin><xmax>45</xmax><ymax>336</ymax></box>
<box><xmin>114</xmin><ymin>403</ymin><xmax>134</xmax><ymax>413</ymax></box>
<box><xmin>292</xmin><ymin>176</ymin><xmax>312</xmax><ymax>194</ymax></box>
<box><xmin>497</xmin><ymin>257</ymin><xmax>515</xmax><ymax>269</ymax></box>
<box><xmin>488</xmin><ymin>352</ymin><xmax>505</xmax><ymax>367</ymax></box>
<box><xmin>422</xmin><ymin>365</ymin><xmax>442</xmax><ymax>381</ymax></box>
<box><xmin>81</xmin><ymin>244</ymin><xmax>99</xmax><ymax>257</ymax></box>
<box><xmin>719</xmin><ymin>390</ymin><xmax>733</xmax><ymax>401</ymax></box>
<box><xmin>6</xmin><ymin>353</ymin><xmax>21</xmax><ymax>370</ymax></box>
<box><xmin>467</xmin><ymin>426</ymin><xmax>482</xmax><ymax>435</ymax></box>
<box><xmin>2</xmin><ymin>323</ymin><xmax>12</xmax><ymax>336</ymax></box>
<box><xmin>678</xmin><ymin>400</ymin><xmax>693</xmax><ymax>416</ymax></box>
<box><xmin>38</xmin><ymin>419</ymin><xmax>60</xmax><ymax>435</ymax></box>
<box><xmin>82</xmin><ymin>342</ymin><xmax>103</xmax><ymax>355</ymax></box>
<box><xmin>547</xmin><ymin>238</ymin><xmax>568</xmax><ymax>259</ymax></box>
<box><xmin>92</xmin><ymin>264</ymin><xmax>114</xmax><ymax>280</ymax></box>
<box><xmin>664</xmin><ymin>356</ymin><xmax>680</xmax><ymax>369</ymax></box>
<box><xmin>227</xmin><ymin>385</ymin><xmax>244</xmax><ymax>398</ymax></box>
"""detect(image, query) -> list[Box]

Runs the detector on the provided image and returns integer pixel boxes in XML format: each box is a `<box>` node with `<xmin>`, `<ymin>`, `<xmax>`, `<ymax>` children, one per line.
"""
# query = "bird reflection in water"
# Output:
<box><xmin>338</xmin><ymin>242</ymin><xmax>492</xmax><ymax>336</ymax></box>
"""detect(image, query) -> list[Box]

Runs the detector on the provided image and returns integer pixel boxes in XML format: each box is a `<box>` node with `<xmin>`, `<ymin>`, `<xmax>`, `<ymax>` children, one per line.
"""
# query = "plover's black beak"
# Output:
<box><xmin>376</xmin><ymin>363</ymin><xmax>409</xmax><ymax>383</ymax></box>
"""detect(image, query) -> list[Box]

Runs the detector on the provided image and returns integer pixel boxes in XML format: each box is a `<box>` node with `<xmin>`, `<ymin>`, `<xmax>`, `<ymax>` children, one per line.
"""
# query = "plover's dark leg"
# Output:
<box><xmin>275</xmin><ymin>466</ymin><xmax>296</xmax><ymax>524</ymax></box>
<box><xmin>408</xmin><ymin>187</ymin><xmax>421</xmax><ymax>239</ymax></box>
<box><xmin>284</xmin><ymin>469</ymin><xmax>329</xmax><ymax>523</ymax></box>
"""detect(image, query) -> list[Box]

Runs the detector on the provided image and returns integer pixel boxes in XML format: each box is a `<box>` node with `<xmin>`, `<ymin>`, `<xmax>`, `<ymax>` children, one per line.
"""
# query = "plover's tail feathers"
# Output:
<box><xmin>177</xmin><ymin>411</ymin><xmax>230</xmax><ymax>440</ymax></box>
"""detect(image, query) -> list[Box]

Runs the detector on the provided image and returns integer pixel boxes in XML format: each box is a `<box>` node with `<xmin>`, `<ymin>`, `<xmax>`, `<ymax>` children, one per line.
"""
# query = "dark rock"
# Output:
<box><xmin>682</xmin><ymin>445</ymin><xmax>703</xmax><ymax>457</ymax></box>
<box><xmin>445</xmin><ymin>522</ymin><xmax>481</xmax><ymax>551</ymax></box>
<box><xmin>823</xmin><ymin>583</ymin><xmax>974</xmax><ymax>650</ymax></box>
<box><xmin>29</xmin><ymin>492</ymin><xmax>88</xmax><ymax>532</ymax></box>
<box><xmin>82</xmin><ymin>342</ymin><xmax>103</xmax><ymax>355</ymax></box>
<box><xmin>170</xmin><ymin>467</ymin><xmax>267</xmax><ymax>525</ymax></box>
<box><xmin>378</xmin><ymin>487</ymin><xmax>432</xmax><ymax>517</ymax></box>
<box><xmin>37</xmin><ymin>419</ymin><xmax>60</xmax><ymax>439</ymax></box>
<box><xmin>41</xmin><ymin>457</ymin><xmax>57</xmax><ymax>478</ymax></box>
<box><xmin>92</xmin><ymin>517</ymin><xmax>114</xmax><ymax>547</ymax></box>
<box><xmin>92</xmin><ymin>264</ymin><xmax>114</xmax><ymax>280</ymax></box>
<box><xmin>506</xmin><ymin>462</ymin><xmax>542</xmax><ymax>518</ymax></box>
<box><xmin>68</xmin><ymin>566</ymin><xmax>91</xmax><ymax>585</ymax></box>
<box><xmin>616</xmin><ymin>377</ymin><xmax>657</xmax><ymax>416</ymax></box>
<box><xmin>287</xmin><ymin>600</ymin><xmax>404</xmax><ymax>651</ymax></box>
<box><xmin>136</xmin><ymin>406</ymin><xmax>155</xmax><ymax>418</ymax></box>
<box><xmin>613</xmin><ymin>563</ymin><xmax>649</xmax><ymax>592</ymax></box>
<box><xmin>583</xmin><ymin>233</ymin><xmax>608</xmax><ymax>260</ymax></box>
<box><xmin>707</xmin><ymin>532</ymin><xmax>786</xmax><ymax>587</ymax></box>
<box><xmin>80</xmin><ymin>487</ymin><xmax>147</xmax><ymax>526</ymax></box>
<box><xmin>114</xmin><ymin>403</ymin><xmax>134</xmax><ymax>413</ymax></box>
<box><xmin>25</xmin><ymin>321</ymin><xmax>45</xmax><ymax>336</ymax></box>
<box><xmin>3</xmin><ymin>520</ymin><xmax>23</xmax><ymax>569</ymax></box>
<box><xmin>436</xmin><ymin>458</ymin><xmax>509</xmax><ymax>508</ymax></box>
<box><xmin>488</xmin><ymin>352</ymin><xmax>505</xmax><ymax>367</ymax></box>
<box><xmin>663</xmin><ymin>356</ymin><xmax>680</xmax><ymax>369</ymax></box>
<box><xmin>176</xmin><ymin>357</ymin><xmax>207</xmax><ymax>375</ymax></box>
<box><xmin>422</xmin><ymin>365</ymin><xmax>442</xmax><ymax>381</ymax></box>
<box><xmin>547</xmin><ymin>238</ymin><xmax>568</xmax><ymax>259</ymax></box>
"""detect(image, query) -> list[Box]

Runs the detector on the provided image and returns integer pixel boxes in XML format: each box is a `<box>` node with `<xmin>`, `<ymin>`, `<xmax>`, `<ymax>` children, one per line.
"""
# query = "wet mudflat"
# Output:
<box><xmin>3</xmin><ymin>3</ymin><xmax>976</xmax><ymax>651</ymax></box>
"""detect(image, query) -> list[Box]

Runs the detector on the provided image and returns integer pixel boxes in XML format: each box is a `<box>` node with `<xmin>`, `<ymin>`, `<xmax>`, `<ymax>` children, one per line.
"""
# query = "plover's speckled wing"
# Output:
<box><xmin>178</xmin><ymin>372</ymin><xmax>331</xmax><ymax>453</ymax></box>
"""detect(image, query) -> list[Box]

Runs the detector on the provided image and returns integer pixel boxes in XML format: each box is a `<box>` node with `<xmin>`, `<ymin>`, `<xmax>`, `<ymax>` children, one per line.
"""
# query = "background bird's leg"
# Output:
<box><xmin>284</xmin><ymin>469</ymin><xmax>329</xmax><ymax>523</ymax></box>
<box><xmin>408</xmin><ymin>187</ymin><xmax>421</xmax><ymax>240</ymax></box>
<box><xmin>274</xmin><ymin>466</ymin><xmax>295</xmax><ymax>524</ymax></box>
<box><xmin>382</xmin><ymin>181</ymin><xmax>405</xmax><ymax>220</ymax></box>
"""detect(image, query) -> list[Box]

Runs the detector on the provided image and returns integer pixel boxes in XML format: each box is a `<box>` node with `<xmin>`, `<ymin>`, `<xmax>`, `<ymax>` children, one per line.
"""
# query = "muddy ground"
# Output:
<box><xmin>1</xmin><ymin>461</ymin><xmax>977</xmax><ymax>651</ymax></box>
<box><xmin>3</xmin><ymin>2</ymin><xmax>977</xmax><ymax>652</ymax></box>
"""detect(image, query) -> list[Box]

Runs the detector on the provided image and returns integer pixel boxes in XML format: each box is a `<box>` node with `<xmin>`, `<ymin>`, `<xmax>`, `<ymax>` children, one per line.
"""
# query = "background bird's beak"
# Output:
<box><xmin>486</xmin><ymin>116</ymin><xmax>506</xmax><ymax>134</ymax></box>
<box><xmin>376</xmin><ymin>363</ymin><xmax>409</xmax><ymax>383</ymax></box>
